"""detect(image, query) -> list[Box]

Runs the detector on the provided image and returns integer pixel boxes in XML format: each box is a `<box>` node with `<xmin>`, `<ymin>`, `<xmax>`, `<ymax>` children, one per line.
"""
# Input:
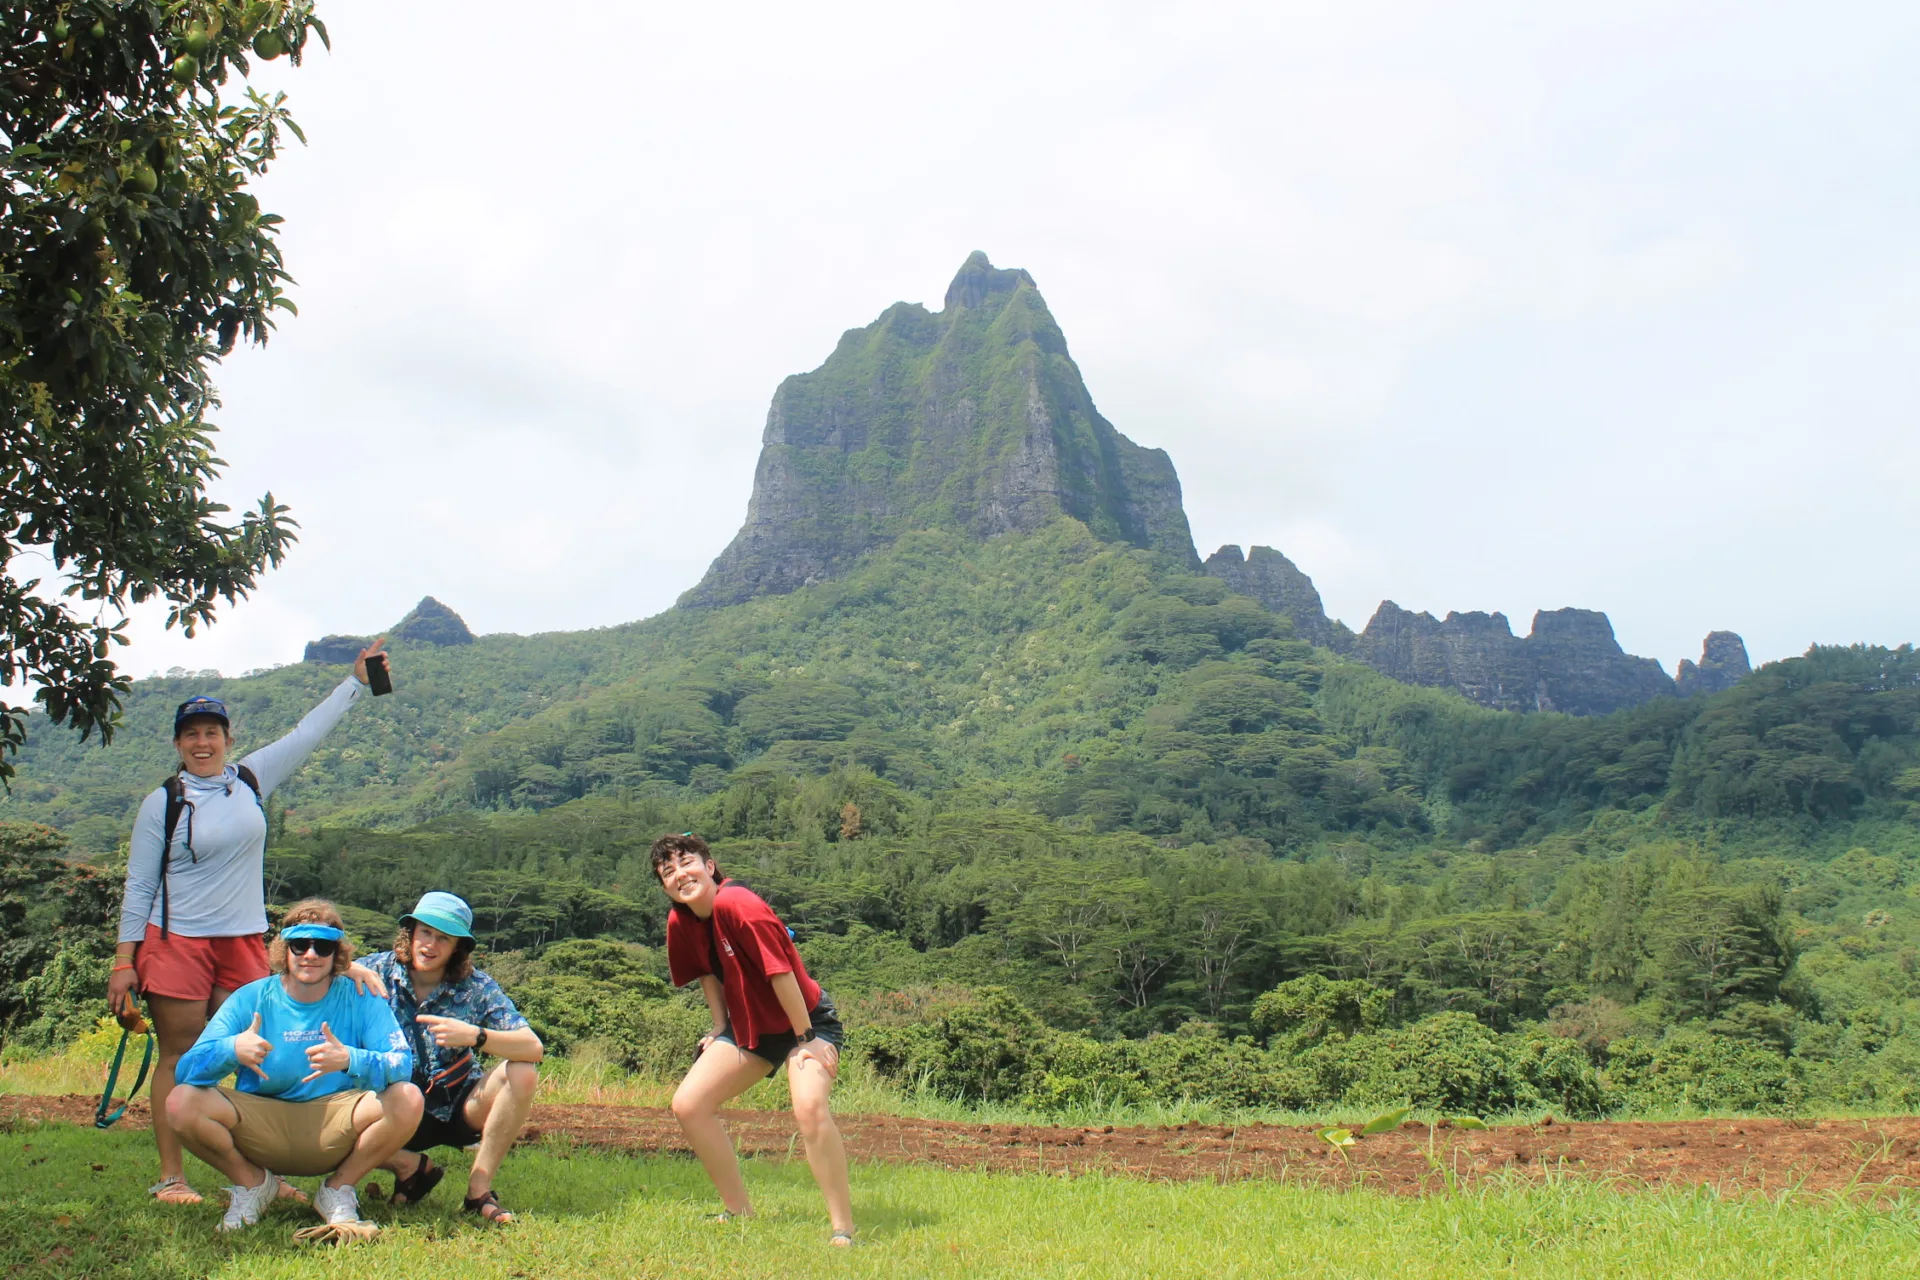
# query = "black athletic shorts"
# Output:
<box><xmin>403</xmin><ymin>1072</ymin><xmax>483</xmax><ymax>1153</ymax></box>
<box><xmin>715</xmin><ymin>990</ymin><xmax>845</xmax><ymax>1070</ymax></box>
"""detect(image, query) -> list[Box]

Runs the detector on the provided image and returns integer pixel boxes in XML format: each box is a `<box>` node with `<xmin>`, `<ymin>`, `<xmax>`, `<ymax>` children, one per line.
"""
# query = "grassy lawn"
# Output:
<box><xmin>4</xmin><ymin>1120</ymin><xmax>1918</xmax><ymax>1280</ymax></box>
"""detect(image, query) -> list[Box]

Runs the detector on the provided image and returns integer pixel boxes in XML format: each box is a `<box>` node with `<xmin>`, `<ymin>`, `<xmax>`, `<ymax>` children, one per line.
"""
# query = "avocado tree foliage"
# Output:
<box><xmin>0</xmin><ymin>1</ymin><xmax>325</xmax><ymax>781</ymax></box>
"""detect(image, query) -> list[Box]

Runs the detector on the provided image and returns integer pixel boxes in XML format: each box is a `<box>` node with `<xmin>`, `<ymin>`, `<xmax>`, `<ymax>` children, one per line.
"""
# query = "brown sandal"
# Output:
<box><xmin>464</xmin><ymin>1188</ymin><xmax>514</xmax><ymax>1224</ymax></box>
<box><xmin>390</xmin><ymin>1154</ymin><xmax>443</xmax><ymax>1206</ymax></box>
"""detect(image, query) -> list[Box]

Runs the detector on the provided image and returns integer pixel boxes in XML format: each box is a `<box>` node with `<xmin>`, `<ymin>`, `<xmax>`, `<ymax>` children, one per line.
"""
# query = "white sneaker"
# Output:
<box><xmin>313</xmin><ymin>1181</ymin><xmax>361</xmax><ymax>1226</ymax></box>
<box><xmin>219</xmin><ymin>1172</ymin><xmax>279</xmax><ymax>1232</ymax></box>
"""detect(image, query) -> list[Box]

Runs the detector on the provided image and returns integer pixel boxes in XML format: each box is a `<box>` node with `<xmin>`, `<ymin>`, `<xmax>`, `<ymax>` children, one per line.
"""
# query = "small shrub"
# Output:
<box><xmin>1303</xmin><ymin>1012</ymin><xmax>1607</xmax><ymax>1118</ymax></box>
<box><xmin>1607</xmin><ymin>1028</ymin><xmax>1804</xmax><ymax>1114</ymax></box>
<box><xmin>859</xmin><ymin>987</ymin><xmax>1051</xmax><ymax>1103</ymax></box>
<box><xmin>1252</xmin><ymin>975</ymin><xmax>1391</xmax><ymax>1050</ymax></box>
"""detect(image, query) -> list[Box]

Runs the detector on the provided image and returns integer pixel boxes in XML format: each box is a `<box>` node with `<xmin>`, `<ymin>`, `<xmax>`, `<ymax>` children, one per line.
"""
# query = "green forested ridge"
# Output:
<box><xmin>3</xmin><ymin>518</ymin><xmax>1918</xmax><ymax>1118</ymax></box>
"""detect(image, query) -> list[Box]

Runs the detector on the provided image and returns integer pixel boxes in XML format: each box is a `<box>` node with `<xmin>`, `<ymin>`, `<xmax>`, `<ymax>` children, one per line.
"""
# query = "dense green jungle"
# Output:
<box><xmin>5</xmin><ymin>516</ymin><xmax>1919</xmax><ymax>1120</ymax></box>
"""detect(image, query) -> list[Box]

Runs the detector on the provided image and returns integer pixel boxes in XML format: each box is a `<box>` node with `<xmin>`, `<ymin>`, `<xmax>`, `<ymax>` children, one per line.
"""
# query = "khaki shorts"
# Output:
<box><xmin>217</xmin><ymin>1088</ymin><xmax>369</xmax><ymax>1177</ymax></box>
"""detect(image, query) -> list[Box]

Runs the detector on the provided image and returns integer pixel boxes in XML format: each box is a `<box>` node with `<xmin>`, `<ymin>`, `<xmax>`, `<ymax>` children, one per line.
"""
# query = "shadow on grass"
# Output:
<box><xmin>856</xmin><ymin>1198</ymin><xmax>945</xmax><ymax>1238</ymax></box>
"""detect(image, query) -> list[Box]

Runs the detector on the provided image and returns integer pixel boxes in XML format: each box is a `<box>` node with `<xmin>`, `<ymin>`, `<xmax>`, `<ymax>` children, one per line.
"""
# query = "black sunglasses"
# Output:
<box><xmin>286</xmin><ymin>937</ymin><xmax>339</xmax><ymax>957</ymax></box>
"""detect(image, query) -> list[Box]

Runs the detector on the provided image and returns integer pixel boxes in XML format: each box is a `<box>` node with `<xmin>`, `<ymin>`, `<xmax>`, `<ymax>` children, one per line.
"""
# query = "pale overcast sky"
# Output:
<box><xmin>111</xmin><ymin>0</ymin><xmax>1919</xmax><ymax>680</ymax></box>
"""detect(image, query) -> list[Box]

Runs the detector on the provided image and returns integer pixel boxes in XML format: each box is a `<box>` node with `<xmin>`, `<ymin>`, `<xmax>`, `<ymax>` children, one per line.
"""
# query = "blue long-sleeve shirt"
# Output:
<box><xmin>118</xmin><ymin>676</ymin><xmax>365</xmax><ymax>944</ymax></box>
<box><xmin>176</xmin><ymin>974</ymin><xmax>412</xmax><ymax>1101</ymax></box>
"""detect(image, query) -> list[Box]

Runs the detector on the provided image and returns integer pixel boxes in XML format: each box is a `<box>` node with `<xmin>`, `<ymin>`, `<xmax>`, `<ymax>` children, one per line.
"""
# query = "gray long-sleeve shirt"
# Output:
<box><xmin>117</xmin><ymin>676</ymin><xmax>365</xmax><ymax>944</ymax></box>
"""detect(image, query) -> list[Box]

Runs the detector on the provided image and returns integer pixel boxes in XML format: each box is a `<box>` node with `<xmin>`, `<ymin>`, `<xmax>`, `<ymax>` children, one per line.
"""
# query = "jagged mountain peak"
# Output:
<box><xmin>944</xmin><ymin>251</ymin><xmax>1037</xmax><ymax>311</ymax></box>
<box><xmin>682</xmin><ymin>255</ymin><xmax>1196</xmax><ymax>608</ymax></box>
<box><xmin>1676</xmin><ymin>630</ymin><xmax>1752</xmax><ymax>696</ymax></box>
<box><xmin>302</xmin><ymin>596</ymin><xmax>474</xmax><ymax>663</ymax></box>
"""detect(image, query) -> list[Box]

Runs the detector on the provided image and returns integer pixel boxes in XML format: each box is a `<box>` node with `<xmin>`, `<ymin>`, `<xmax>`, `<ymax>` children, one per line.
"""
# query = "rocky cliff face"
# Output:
<box><xmin>1199</xmin><ymin>540</ymin><xmax>1743</xmax><ymax>716</ymax></box>
<box><xmin>681</xmin><ymin>252</ymin><xmax>1197</xmax><ymax>607</ymax></box>
<box><xmin>1525</xmin><ymin>609</ymin><xmax>1676</xmax><ymax>716</ymax></box>
<box><xmin>1349</xmin><ymin>603</ymin><xmax>1538</xmax><ymax>710</ymax></box>
<box><xmin>1676</xmin><ymin>630</ymin><xmax>1752</xmax><ymax>696</ymax></box>
<box><xmin>1345</xmin><ymin>604</ymin><xmax>1734</xmax><ymax>714</ymax></box>
<box><xmin>1348</xmin><ymin>603</ymin><xmax>1676</xmax><ymax>714</ymax></box>
<box><xmin>1203</xmin><ymin>545</ymin><xmax>1335</xmax><ymax>648</ymax></box>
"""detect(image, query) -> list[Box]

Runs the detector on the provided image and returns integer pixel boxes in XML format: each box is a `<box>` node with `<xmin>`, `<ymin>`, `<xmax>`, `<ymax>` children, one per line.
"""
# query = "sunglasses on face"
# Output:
<box><xmin>287</xmin><ymin>938</ymin><xmax>339</xmax><ymax>957</ymax></box>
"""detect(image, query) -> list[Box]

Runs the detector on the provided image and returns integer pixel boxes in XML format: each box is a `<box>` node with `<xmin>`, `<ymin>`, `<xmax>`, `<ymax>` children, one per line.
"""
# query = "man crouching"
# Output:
<box><xmin>367</xmin><ymin>892</ymin><xmax>543</xmax><ymax>1224</ymax></box>
<box><xmin>168</xmin><ymin>899</ymin><xmax>420</xmax><ymax>1235</ymax></box>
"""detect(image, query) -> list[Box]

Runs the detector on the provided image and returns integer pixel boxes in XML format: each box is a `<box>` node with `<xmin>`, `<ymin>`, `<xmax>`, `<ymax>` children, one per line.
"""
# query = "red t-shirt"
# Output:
<box><xmin>666</xmin><ymin>882</ymin><xmax>821</xmax><ymax>1051</ymax></box>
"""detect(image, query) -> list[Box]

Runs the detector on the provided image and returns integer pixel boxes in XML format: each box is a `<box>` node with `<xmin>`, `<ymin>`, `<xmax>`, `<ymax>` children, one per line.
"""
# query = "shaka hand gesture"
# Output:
<box><xmin>301</xmin><ymin>1022</ymin><xmax>351</xmax><ymax>1083</ymax></box>
<box><xmin>234</xmin><ymin>1012</ymin><xmax>272</xmax><ymax>1080</ymax></box>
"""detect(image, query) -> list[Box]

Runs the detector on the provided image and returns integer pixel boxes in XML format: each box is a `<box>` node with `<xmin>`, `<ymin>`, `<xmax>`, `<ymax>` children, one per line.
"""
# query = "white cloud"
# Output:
<box><xmin>100</xmin><ymin>0</ymin><xmax>1919</xmax><ymax>680</ymax></box>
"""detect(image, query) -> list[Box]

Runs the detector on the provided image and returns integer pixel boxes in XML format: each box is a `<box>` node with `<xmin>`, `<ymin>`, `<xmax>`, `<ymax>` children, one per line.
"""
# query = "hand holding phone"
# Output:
<box><xmin>355</xmin><ymin>637</ymin><xmax>392</xmax><ymax>695</ymax></box>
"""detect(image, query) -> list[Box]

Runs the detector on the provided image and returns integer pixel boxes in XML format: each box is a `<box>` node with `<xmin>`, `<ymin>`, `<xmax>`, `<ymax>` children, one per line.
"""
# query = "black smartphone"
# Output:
<box><xmin>366</xmin><ymin>653</ymin><xmax>392</xmax><ymax>696</ymax></box>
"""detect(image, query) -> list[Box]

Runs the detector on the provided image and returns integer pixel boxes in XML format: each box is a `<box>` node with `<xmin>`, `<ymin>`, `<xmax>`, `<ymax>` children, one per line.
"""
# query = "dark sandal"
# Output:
<box><xmin>390</xmin><ymin>1154</ymin><xmax>444</xmax><ymax>1206</ymax></box>
<box><xmin>464</xmin><ymin>1188</ymin><xmax>514</xmax><ymax>1224</ymax></box>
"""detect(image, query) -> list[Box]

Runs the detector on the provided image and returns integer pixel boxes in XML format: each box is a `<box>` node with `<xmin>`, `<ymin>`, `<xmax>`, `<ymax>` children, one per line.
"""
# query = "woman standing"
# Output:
<box><xmin>107</xmin><ymin>640</ymin><xmax>389</xmax><ymax>1205</ymax></box>
<box><xmin>654</xmin><ymin>832</ymin><xmax>855</xmax><ymax>1247</ymax></box>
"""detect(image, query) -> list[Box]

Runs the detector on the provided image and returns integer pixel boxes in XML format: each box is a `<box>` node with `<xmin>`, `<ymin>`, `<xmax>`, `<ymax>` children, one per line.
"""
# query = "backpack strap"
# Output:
<box><xmin>154</xmin><ymin>767</ymin><xmax>263</xmax><ymax>940</ymax></box>
<box><xmin>159</xmin><ymin>777</ymin><xmax>186</xmax><ymax>939</ymax></box>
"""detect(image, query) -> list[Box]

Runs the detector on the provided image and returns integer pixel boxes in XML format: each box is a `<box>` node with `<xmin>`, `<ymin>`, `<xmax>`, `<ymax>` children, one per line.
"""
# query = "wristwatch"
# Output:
<box><xmin>795</xmin><ymin>1028</ymin><xmax>816</xmax><ymax>1045</ymax></box>
<box><xmin>473</xmin><ymin>1027</ymin><xmax>489</xmax><ymax>1053</ymax></box>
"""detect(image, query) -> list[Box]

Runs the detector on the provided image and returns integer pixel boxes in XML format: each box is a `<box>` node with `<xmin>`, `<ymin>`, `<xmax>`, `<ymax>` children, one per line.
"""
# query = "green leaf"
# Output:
<box><xmin>1360</xmin><ymin>1106</ymin><xmax>1412</xmax><ymax>1135</ymax></box>
<box><xmin>1316</xmin><ymin>1127</ymin><xmax>1355</xmax><ymax>1149</ymax></box>
<box><xmin>1449</xmin><ymin>1116</ymin><xmax>1489</xmax><ymax>1131</ymax></box>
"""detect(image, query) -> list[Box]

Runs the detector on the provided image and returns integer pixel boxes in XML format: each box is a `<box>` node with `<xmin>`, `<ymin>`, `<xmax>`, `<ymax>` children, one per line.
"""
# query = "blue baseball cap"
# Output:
<box><xmin>401</xmin><ymin>891</ymin><xmax>473</xmax><ymax>940</ymax></box>
<box><xmin>173</xmin><ymin>695</ymin><xmax>229</xmax><ymax>735</ymax></box>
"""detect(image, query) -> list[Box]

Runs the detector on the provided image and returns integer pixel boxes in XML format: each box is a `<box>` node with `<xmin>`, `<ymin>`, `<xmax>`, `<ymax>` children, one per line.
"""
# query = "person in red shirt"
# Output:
<box><xmin>654</xmin><ymin>832</ymin><xmax>854</xmax><ymax>1247</ymax></box>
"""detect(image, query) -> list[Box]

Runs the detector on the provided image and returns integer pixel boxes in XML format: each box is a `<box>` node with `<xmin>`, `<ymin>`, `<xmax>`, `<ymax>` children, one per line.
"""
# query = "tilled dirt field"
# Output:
<box><xmin>9</xmin><ymin>1094</ymin><xmax>1919</xmax><ymax>1198</ymax></box>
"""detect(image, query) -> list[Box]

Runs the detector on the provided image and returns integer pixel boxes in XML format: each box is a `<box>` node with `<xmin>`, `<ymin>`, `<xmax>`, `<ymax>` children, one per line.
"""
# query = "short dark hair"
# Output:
<box><xmin>392</xmin><ymin>921</ymin><xmax>475</xmax><ymax>983</ymax></box>
<box><xmin>650</xmin><ymin>831</ymin><xmax>726</xmax><ymax>885</ymax></box>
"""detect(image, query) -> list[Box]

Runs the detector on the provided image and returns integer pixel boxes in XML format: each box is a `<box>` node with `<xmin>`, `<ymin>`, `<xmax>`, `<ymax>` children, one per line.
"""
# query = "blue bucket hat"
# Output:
<box><xmin>401</xmin><ymin>891</ymin><xmax>473</xmax><ymax>940</ymax></box>
<box><xmin>173</xmin><ymin>695</ymin><xmax>230</xmax><ymax>735</ymax></box>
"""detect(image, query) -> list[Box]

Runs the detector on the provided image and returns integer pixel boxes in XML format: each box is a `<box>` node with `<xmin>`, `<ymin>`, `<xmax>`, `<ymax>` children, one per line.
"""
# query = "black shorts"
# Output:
<box><xmin>716</xmin><ymin>991</ymin><xmax>845</xmax><ymax>1070</ymax></box>
<box><xmin>403</xmin><ymin>1072</ymin><xmax>483</xmax><ymax>1153</ymax></box>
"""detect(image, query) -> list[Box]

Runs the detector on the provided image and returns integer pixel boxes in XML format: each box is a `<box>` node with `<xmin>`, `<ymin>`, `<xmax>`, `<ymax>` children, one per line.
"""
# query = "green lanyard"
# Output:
<box><xmin>95</xmin><ymin>1025</ymin><xmax>156</xmax><ymax>1129</ymax></box>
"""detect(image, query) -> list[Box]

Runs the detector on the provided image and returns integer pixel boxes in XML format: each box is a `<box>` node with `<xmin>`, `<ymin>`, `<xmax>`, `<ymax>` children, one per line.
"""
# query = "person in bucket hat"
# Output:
<box><xmin>362</xmin><ymin>891</ymin><xmax>544</xmax><ymax>1224</ymax></box>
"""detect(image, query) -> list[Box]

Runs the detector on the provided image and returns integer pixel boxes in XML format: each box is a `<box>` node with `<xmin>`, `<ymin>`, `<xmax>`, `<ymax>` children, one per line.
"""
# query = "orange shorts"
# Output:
<box><xmin>134</xmin><ymin>924</ymin><xmax>268</xmax><ymax>1001</ymax></box>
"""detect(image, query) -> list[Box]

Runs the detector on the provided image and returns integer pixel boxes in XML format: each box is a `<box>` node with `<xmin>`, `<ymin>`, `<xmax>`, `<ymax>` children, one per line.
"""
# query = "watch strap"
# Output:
<box><xmin>795</xmin><ymin>1028</ymin><xmax>816</xmax><ymax>1044</ymax></box>
<box><xmin>474</xmin><ymin>1026</ymin><xmax>488</xmax><ymax>1052</ymax></box>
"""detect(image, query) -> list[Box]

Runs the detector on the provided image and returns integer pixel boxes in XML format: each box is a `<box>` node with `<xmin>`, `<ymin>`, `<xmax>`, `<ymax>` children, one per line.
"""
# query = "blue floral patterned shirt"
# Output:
<box><xmin>363</xmin><ymin>950</ymin><xmax>530</xmax><ymax>1121</ymax></box>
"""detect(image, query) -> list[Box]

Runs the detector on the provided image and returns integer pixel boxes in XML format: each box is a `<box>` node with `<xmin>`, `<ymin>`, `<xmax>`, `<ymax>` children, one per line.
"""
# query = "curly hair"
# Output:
<box><xmin>392</xmin><ymin>921</ymin><xmax>475</xmax><ymax>983</ymax></box>
<box><xmin>268</xmin><ymin>899</ymin><xmax>356</xmax><ymax>976</ymax></box>
<box><xmin>649</xmin><ymin>831</ymin><xmax>727</xmax><ymax>886</ymax></box>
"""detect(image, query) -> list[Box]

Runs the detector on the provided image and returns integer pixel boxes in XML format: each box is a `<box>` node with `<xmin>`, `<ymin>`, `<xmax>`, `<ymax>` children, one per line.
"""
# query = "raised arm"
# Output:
<box><xmin>240</xmin><ymin>639</ymin><xmax>386</xmax><ymax>796</ymax></box>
